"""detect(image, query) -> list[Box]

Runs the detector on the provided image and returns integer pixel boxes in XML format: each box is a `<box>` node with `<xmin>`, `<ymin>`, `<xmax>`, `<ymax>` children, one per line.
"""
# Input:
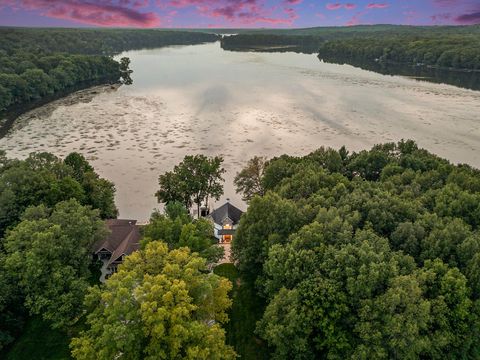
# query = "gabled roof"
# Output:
<box><xmin>93</xmin><ymin>219</ymin><xmax>141</xmax><ymax>266</ymax></box>
<box><xmin>210</xmin><ymin>202</ymin><xmax>244</xmax><ymax>226</ymax></box>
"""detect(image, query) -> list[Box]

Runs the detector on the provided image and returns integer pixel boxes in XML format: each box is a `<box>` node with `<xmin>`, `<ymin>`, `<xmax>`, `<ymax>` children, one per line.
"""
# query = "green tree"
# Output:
<box><xmin>230</xmin><ymin>140</ymin><xmax>480</xmax><ymax>359</ymax></box>
<box><xmin>143</xmin><ymin>208</ymin><xmax>223</xmax><ymax>264</ymax></box>
<box><xmin>415</xmin><ymin>259</ymin><xmax>479</xmax><ymax>358</ymax></box>
<box><xmin>20</xmin><ymin>68</ymin><xmax>53</xmax><ymax>100</ymax></box>
<box><xmin>232</xmin><ymin>192</ymin><xmax>305</xmax><ymax>279</ymax></box>
<box><xmin>3</xmin><ymin>200</ymin><xmax>106</xmax><ymax>329</ymax></box>
<box><xmin>0</xmin><ymin>84</ymin><xmax>12</xmax><ymax>110</ymax></box>
<box><xmin>156</xmin><ymin>155</ymin><xmax>225</xmax><ymax>217</ymax></box>
<box><xmin>119</xmin><ymin>57</ymin><xmax>133</xmax><ymax>85</ymax></box>
<box><xmin>0</xmin><ymin>152</ymin><xmax>116</xmax><ymax>236</ymax></box>
<box><xmin>70</xmin><ymin>241</ymin><xmax>235</xmax><ymax>360</ymax></box>
<box><xmin>234</xmin><ymin>156</ymin><xmax>267</xmax><ymax>202</ymax></box>
<box><xmin>64</xmin><ymin>152</ymin><xmax>94</xmax><ymax>183</ymax></box>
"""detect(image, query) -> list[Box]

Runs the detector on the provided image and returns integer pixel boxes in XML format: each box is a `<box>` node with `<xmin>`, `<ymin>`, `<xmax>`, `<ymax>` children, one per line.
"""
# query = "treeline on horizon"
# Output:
<box><xmin>221</xmin><ymin>34</ymin><xmax>323</xmax><ymax>53</ymax></box>
<box><xmin>221</xmin><ymin>24</ymin><xmax>480</xmax><ymax>71</ymax></box>
<box><xmin>0</xmin><ymin>28</ymin><xmax>218</xmax><ymax>113</ymax></box>
<box><xmin>318</xmin><ymin>34</ymin><xmax>480</xmax><ymax>71</ymax></box>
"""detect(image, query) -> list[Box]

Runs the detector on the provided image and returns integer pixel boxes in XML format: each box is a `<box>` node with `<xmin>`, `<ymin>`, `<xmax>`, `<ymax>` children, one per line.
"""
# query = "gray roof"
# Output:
<box><xmin>210</xmin><ymin>202</ymin><xmax>244</xmax><ymax>225</ymax></box>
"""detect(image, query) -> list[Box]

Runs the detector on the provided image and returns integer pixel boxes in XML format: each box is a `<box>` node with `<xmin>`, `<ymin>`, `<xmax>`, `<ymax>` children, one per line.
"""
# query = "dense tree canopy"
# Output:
<box><xmin>0</xmin><ymin>151</ymin><xmax>117</xmax><ymax>237</ymax></box>
<box><xmin>318</xmin><ymin>34</ymin><xmax>480</xmax><ymax>71</ymax></box>
<box><xmin>71</xmin><ymin>241</ymin><xmax>235</xmax><ymax>360</ymax></box>
<box><xmin>0</xmin><ymin>28</ymin><xmax>218</xmax><ymax>56</ymax></box>
<box><xmin>221</xmin><ymin>25</ymin><xmax>480</xmax><ymax>90</ymax></box>
<box><xmin>0</xmin><ymin>151</ymin><xmax>117</xmax><ymax>350</ymax></box>
<box><xmin>3</xmin><ymin>200</ymin><xmax>106</xmax><ymax>329</ymax></box>
<box><xmin>0</xmin><ymin>28</ymin><xmax>218</xmax><ymax>112</ymax></box>
<box><xmin>143</xmin><ymin>202</ymin><xmax>224</xmax><ymax>264</ymax></box>
<box><xmin>156</xmin><ymin>155</ymin><xmax>225</xmax><ymax>217</ymax></box>
<box><xmin>0</xmin><ymin>52</ymin><xmax>125</xmax><ymax>111</ymax></box>
<box><xmin>233</xmin><ymin>140</ymin><xmax>480</xmax><ymax>358</ymax></box>
<box><xmin>221</xmin><ymin>25</ymin><xmax>480</xmax><ymax>72</ymax></box>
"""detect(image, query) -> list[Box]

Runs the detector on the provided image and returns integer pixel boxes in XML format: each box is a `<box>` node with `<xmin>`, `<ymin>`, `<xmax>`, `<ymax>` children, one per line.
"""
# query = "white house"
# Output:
<box><xmin>208</xmin><ymin>201</ymin><xmax>244</xmax><ymax>244</ymax></box>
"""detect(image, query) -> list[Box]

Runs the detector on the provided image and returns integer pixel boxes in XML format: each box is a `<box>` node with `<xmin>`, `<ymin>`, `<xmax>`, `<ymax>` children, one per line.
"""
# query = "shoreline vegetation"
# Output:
<box><xmin>2</xmin><ymin>141</ymin><xmax>480</xmax><ymax>359</ymax></box>
<box><xmin>1</xmin><ymin>25</ymin><xmax>479</xmax><ymax>132</ymax></box>
<box><xmin>0</xmin><ymin>28</ymin><xmax>220</xmax><ymax>135</ymax></box>
<box><xmin>0</xmin><ymin>81</ymin><xmax>120</xmax><ymax>139</ymax></box>
<box><xmin>220</xmin><ymin>24</ymin><xmax>480</xmax><ymax>90</ymax></box>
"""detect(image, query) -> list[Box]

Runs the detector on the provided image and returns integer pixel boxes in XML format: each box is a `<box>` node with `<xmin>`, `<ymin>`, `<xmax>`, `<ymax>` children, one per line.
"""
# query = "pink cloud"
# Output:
<box><xmin>164</xmin><ymin>0</ymin><xmax>301</xmax><ymax>26</ymax></box>
<box><xmin>326</xmin><ymin>3</ymin><xmax>342</xmax><ymax>10</ymax></box>
<box><xmin>3</xmin><ymin>0</ymin><xmax>160</xmax><ymax>27</ymax></box>
<box><xmin>366</xmin><ymin>3</ymin><xmax>389</xmax><ymax>9</ymax></box>
<box><xmin>455</xmin><ymin>10</ymin><xmax>480</xmax><ymax>24</ymax></box>
<box><xmin>326</xmin><ymin>3</ymin><xmax>357</xmax><ymax>11</ymax></box>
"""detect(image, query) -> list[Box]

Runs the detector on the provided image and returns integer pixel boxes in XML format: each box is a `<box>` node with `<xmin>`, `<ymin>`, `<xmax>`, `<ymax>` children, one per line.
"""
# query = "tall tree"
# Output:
<box><xmin>70</xmin><ymin>241</ymin><xmax>235</xmax><ymax>360</ymax></box>
<box><xmin>156</xmin><ymin>155</ymin><xmax>225</xmax><ymax>217</ymax></box>
<box><xmin>234</xmin><ymin>156</ymin><xmax>267</xmax><ymax>202</ymax></box>
<box><xmin>3</xmin><ymin>200</ymin><xmax>106</xmax><ymax>329</ymax></box>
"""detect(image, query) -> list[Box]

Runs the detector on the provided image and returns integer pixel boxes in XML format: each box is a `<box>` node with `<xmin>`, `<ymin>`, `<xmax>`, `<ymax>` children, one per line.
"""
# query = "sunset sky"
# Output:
<box><xmin>0</xmin><ymin>0</ymin><xmax>479</xmax><ymax>28</ymax></box>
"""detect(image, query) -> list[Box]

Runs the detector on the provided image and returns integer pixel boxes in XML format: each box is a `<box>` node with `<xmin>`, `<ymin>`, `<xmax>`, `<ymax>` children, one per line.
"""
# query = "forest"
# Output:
<box><xmin>0</xmin><ymin>28</ymin><xmax>218</xmax><ymax>112</ymax></box>
<box><xmin>1</xmin><ymin>141</ymin><xmax>480</xmax><ymax>359</ymax></box>
<box><xmin>232</xmin><ymin>140</ymin><xmax>480</xmax><ymax>358</ymax></box>
<box><xmin>0</xmin><ymin>151</ymin><xmax>118</xmax><ymax>354</ymax></box>
<box><xmin>221</xmin><ymin>24</ymin><xmax>480</xmax><ymax>71</ymax></box>
<box><xmin>317</xmin><ymin>34</ymin><xmax>480</xmax><ymax>71</ymax></box>
<box><xmin>220</xmin><ymin>34</ymin><xmax>322</xmax><ymax>53</ymax></box>
<box><xmin>0</xmin><ymin>28</ymin><xmax>219</xmax><ymax>55</ymax></box>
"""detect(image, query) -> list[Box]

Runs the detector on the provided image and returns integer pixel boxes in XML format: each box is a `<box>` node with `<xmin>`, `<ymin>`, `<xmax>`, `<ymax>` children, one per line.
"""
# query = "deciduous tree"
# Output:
<box><xmin>3</xmin><ymin>200</ymin><xmax>106</xmax><ymax>329</ymax></box>
<box><xmin>156</xmin><ymin>155</ymin><xmax>225</xmax><ymax>217</ymax></box>
<box><xmin>70</xmin><ymin>241</ymin><xmax>235</xmax><ymax>360</ymax></box>
<box><xmin>234</xmin><ymin>156</ymin><xmax>267</xmax><ymax>202</ymax></box>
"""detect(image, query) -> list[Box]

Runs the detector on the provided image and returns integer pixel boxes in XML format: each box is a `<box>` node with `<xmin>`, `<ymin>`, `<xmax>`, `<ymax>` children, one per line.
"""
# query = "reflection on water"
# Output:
<box><xmin>222</xmin><ymin>44</ymin><xmax>480</xmax><ymax>91</ymax></box>
<box><xmin>1</xmin><ymin>42</ymin><xmax>479</xmax><ymax>220</ymax></box>
<box><xmin>317</xmin><ymin>54</ymin><xmax>480</xmax><ymax>91</ymax></box>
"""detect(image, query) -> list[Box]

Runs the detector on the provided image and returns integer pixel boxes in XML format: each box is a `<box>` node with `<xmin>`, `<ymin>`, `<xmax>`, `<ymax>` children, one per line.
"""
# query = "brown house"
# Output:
<box><xmin>93</xmin><ymin>219</ymin><xmax>141</xmax><ymax>282</ymax></box>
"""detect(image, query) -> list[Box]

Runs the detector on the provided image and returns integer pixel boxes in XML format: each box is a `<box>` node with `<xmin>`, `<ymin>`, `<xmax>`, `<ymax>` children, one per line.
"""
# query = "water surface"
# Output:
<box><xmin>1</xmin><ymin>42</ymin><xmax>479</xmax><ymax>220</ymax></box>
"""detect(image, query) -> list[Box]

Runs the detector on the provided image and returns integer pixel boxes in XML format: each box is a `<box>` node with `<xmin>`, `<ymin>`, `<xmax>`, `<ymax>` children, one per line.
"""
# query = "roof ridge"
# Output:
<box><xmin>107</xmin><ymin>227</ymin><xmax>137</xmax><ymax>266</ymax></box>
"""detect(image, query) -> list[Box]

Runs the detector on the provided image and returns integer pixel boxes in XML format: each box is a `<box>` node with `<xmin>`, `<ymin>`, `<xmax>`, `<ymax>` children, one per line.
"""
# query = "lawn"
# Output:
<box><xmin>3</xmin><ymin>317</ymin><xmax>71</xmax><ymax>360</ymax></box>
<box><xmin>214</xmin><ymin>263</ymin><xmax>270</xmax><ymax>360</ymax></box>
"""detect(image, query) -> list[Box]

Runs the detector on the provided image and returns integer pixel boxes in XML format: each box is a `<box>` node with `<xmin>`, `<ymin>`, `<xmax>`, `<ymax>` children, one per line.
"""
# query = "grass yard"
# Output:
<box><xmin>214</xmin><ymin>263</ymin><xmax>270</xmax><ymax>360</ymax></box>
<box><xmin>3</xmin><ymin>317</ymin><xmax>71</xmax><ymax>360</ymax></box>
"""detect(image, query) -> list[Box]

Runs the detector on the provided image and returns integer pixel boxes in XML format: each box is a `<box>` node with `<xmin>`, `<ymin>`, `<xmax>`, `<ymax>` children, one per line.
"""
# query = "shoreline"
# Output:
<box><xmin>0</xmin><ymin>79</ymin><xmax>121</xmax><ymax>140</ymax></box>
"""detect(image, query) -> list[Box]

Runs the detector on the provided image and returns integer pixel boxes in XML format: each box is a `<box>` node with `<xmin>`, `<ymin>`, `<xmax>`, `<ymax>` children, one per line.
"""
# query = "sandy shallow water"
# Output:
<box><xmin>1</xmin><ymin>42</ymin><xmax>479</xmax><ymax>220</ymax></box>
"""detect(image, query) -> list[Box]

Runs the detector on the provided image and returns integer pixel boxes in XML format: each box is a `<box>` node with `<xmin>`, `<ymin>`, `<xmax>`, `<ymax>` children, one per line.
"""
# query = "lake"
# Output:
<box><xmin>1</xmin><ymin>41</ymin><xmax>479</xmax><ymax>220</ymax></box>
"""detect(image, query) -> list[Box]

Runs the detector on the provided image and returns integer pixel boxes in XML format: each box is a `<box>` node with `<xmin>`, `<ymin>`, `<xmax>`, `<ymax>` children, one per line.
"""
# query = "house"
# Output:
<box><xmin>209</xmin><ymin>200</ymin><xmax>244</xmax><ymax>244</ymax></box>
<box><xmin>93</xmin><ymin>219</ymin><xmax>141</xmax><ymax>282</ymax></box>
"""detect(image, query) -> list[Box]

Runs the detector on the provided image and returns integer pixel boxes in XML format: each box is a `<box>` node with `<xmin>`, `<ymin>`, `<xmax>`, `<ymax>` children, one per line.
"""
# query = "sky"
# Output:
<box><xmin>0</xmin><ymin>0</ymin><xmax>479</xmax><ymax>28</ymax></box>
